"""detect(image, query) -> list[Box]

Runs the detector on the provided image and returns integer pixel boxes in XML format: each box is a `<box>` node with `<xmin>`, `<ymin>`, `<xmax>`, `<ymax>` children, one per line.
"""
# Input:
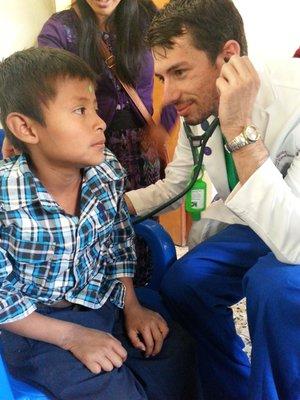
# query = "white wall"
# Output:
<box><xmin>1</xmin><ymin>0</ymin><xmax>299</xmax><ymax>60</ymax></box>
<box><xmin>55</xmin><ymin>0</ymin><xmax>71</xmax><ymax>12</ymax></box>
<box><xmin>234</xmin><ymin>0</ymin><xmax>299</xmax><ymax>60</ymax></box>
<box><xmin>0</xmin><ymin>0</ymin><xmax>56</xmax><ymax>59</ymax></box>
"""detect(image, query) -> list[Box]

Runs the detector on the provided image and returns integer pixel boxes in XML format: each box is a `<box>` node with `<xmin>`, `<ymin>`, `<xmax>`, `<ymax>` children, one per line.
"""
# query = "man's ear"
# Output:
<box><xmin>215</xmin><ymin>40</ymin><xmax>241</xmax><ymax>68</ymax></box>
<box><xmin>5</xmin><ymin>113</ymin><xmax>40</xmax><ymax>145</ymax></box>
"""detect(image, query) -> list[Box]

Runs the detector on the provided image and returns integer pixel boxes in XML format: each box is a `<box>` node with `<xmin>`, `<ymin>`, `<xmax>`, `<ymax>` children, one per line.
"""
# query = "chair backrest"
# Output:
<box><xmin>133</xmin><ymin>219</ymin><xmax>177</xmax><ymax>290</ymax></box>
<box><xmin>0</xmin><ymin>129</ymin><xmax>4</xmax><ymax>159</ymax></box>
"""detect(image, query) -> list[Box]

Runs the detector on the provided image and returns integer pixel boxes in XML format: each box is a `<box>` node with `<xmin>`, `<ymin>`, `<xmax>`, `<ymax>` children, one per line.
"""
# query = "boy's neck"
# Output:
<box><xmin>29</xmin><ymin>158</ymin><xmax>83</xmax><ymax>217</ymax></box>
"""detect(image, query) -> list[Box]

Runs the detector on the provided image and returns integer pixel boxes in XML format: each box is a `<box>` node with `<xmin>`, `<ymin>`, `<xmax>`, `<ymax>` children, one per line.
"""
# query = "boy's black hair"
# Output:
<box><xmin>0</xmin><ymin>47</ymin><xmax>97</xmax><ymax>152</ymax></box>
<box><xmin>147</xmin><ymin>0</ymin><xmax>247</xmax><ymax>63</ymax></box>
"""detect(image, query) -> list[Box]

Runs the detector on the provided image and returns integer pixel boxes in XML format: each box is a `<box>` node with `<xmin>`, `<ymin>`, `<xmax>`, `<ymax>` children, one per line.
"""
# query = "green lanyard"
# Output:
<box><xmin>222</xmin><ymin>136</ymin><xmax>239</xmax><ymax>191</ymax></box>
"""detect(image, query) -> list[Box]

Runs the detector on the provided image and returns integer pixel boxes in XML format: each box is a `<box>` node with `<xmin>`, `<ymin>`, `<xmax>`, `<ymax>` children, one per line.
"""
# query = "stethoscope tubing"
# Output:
<box><xmin>132</xmin><ymin>117</ymin><xmax>219</xmax><ymax>225</ymax></box>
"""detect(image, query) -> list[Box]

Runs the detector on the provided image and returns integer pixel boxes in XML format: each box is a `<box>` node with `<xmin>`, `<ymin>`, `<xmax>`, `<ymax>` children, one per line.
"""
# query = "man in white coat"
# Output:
<box><xmin>125</xmin><ymin>0</ymin><xmax>300</xmax><ymax>399</ymax></box>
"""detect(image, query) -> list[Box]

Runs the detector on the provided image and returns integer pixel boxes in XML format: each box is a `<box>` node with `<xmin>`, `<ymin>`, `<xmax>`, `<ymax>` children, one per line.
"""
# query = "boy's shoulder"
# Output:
<box><xmin>93</xmin><ymin>148</ymin><xmax>126</xmax><ymax>183</ymax></box>
<box><xmin>0</xmin><ymin>155</ymin><xmax>25</xmax><ymax>182</ymax></box>
<box><xmin>0</xmin><ymin>155</ymin><xmax>36</xmax><ymax>211</ymax></box>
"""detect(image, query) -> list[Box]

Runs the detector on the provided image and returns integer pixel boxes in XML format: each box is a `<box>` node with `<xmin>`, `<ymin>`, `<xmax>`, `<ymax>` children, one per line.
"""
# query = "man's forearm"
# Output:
<box><xmin>124</xmin><ymin>194</ymin><xmax>137</xmax><ymax>215</ymax></box>
<box><xmin>1</xmin><ymin>311</ymin><xmax>78</xmax><ymax>349</ymax></box>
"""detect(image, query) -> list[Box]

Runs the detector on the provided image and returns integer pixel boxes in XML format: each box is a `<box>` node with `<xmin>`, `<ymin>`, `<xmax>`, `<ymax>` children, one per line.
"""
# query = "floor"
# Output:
<box><xmin>175</xmin><ymin>246</ymin><xmax>251</xmax><ymax>358</ymax></box>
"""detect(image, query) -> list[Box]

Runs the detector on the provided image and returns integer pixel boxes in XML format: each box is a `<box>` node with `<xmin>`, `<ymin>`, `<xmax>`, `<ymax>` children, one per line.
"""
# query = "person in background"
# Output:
<box><xmin>125</xmin><ymin>0</ymin><xmax>300</xmax><ymax>399</ymax></box>
<box><xmin>0</xmin><ymin>47</ymin><xmax>199</xmax><ymax>400</ymax></box>
<box><xmin>36</xmin><ymin>0</ymin><xmax>177</xmax><ymax>286</ymax></box>
<box><xmin>0</xmin><ymin>0</ymin><xmax>176</xmax><ymax>285</ymax></box>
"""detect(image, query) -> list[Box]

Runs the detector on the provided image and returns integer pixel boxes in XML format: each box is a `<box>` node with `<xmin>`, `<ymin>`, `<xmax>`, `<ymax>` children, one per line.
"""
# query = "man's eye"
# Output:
<box><xmin>74</xmin><ymin>107</ymin><xmax>86</xmax><ymax>115</ymax></box>
<box><xmin>157</xmin><ymin>76</ymin><xmax>164</xmax><ymax>83</ymax></box>
<box><xmin>174</xmin><ymin>69</ymin><xmax>185</xmax><ymax>78</ymax></box>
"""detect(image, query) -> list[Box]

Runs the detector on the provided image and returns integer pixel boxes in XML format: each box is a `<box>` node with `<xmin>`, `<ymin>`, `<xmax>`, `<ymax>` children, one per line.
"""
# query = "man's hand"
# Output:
<box><xmin>65</xmin><ymin>325</ymin><xmax>127</xmax><ymax>374</ymax></box>
<box><xmin>216</xmin><ymin>55</ymin><xmax>260</xmax><ymax>141</ymax></box>
<box><xmin>124</xmin><ymin>303</ymin><xmax>169</xmax><ymax>357</ymax></box>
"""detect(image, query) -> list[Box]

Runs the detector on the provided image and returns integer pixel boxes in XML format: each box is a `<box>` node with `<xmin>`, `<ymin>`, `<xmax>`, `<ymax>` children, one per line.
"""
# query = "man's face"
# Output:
<box><xmin>154</xmin><ymin>33</ymin><xmax>222</xmax><ymax>126</ymax></box>
<box><xmin>33</xmin><ymin>77</ymin><xmax>106</xmax><ymax>170</ymax></box>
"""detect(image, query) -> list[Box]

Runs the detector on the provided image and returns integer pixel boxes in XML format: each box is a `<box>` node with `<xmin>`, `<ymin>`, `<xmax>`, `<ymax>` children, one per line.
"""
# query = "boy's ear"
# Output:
<box><xmin>5</xmin><ymin>112</ymin><xmax>40</xmax><ymax>145</ymax></box>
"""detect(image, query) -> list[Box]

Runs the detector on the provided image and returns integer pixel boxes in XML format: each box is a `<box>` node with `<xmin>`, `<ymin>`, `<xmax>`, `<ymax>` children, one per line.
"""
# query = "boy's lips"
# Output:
<box><xmin>92</xmin><ymin>141</ymin><xmax>105</xmax><ymax>148</ymax></box>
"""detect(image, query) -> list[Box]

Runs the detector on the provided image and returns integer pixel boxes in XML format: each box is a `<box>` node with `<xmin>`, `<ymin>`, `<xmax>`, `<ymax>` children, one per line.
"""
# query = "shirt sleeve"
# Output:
<box><xmin>226</xmin><ymin>156</ymin><xmax>300</xmax><ymax>264</ymax></box>
<box><xmin>104</xmin><ymin>190</ymin><xmax>137</xmax><ymax>279</ymax></box>
<box><xmin>37</xmin><ymin>15</ymin><xmax>70</xmax><ymax>50</ymax></box>
<box><xmin>126</xmin><ymin>120</ymin><xmax>194</xmax><ymax>216</ymax></box>
<box><xmin>0</xmin><ymin>238</ymin><xmax>36</xmax><ymax>324</ymax></box>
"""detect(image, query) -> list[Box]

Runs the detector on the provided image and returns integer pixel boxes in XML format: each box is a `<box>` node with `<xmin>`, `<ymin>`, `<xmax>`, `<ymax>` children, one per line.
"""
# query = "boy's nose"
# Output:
<box><xmin>96</xmin><ymin>114</ymin><xmax>107</xmax><ymax>134</ymax></box>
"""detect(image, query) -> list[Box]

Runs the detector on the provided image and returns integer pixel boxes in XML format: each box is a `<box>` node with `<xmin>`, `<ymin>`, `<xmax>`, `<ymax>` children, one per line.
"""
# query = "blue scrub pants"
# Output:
<box><xmin>1</xmin><ymin>291</ymin><xmax>201</xmax><ymax>400</ymax></box>
<box><xmin>161</xmin><ymin>224</ymin><xmax>300</xmax><ymax>400</ymax></box>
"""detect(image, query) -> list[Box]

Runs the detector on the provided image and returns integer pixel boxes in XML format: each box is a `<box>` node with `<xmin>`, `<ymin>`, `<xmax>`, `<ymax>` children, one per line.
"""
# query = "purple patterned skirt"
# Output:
<box><xmin>105</xmin><ymin>123</ymin><xmax>162</xmax><ymax>286</ymax></box>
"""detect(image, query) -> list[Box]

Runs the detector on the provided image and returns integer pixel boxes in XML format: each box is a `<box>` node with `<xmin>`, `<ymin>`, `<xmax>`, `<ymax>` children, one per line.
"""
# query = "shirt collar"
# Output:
<box><xmin>0</xmin><ymin>149</ymin><xmax>125</xmax><ymax>212</ymax></box>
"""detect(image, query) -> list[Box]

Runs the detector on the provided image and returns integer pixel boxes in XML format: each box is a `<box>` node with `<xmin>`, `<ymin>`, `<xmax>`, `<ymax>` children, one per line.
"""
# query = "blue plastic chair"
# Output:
<box><xmin>0</xmin><ymin>128</ymin><xmax>4</xmax><ymax>159</ymax></box>
<box><xmin>0</xmin><ymin>218</ymin><xmax>177</xmax><ymax>399</ymax></box>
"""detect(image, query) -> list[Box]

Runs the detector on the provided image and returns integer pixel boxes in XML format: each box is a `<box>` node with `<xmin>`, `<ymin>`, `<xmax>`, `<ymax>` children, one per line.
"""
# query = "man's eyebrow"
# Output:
<box><xmin>155</xmin><ymin>62</ymin><xmax>190</xmax><ymax>77</ymax></box>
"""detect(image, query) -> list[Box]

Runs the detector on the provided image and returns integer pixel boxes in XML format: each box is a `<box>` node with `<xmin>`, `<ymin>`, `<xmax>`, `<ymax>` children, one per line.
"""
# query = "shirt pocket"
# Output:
<box><xmin>5</xmin><ymin>229</ymin><xmax>55</xmax><ymax>287</ymax></box>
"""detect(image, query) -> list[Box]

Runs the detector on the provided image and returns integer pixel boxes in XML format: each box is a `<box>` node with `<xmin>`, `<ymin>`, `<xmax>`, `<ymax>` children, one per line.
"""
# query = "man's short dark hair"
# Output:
<box><xmin>0</xmin><ymin>47</ymin><xmax>97</xmax><ymax>152</ymax></box>
<box><xmin>147</xmin><ymin>0</ymin><xmax>247</xmax><ymax>62</ymax></box>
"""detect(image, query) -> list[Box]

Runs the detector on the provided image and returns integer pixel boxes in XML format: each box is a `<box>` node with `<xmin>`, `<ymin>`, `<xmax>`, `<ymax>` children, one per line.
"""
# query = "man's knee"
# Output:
<box><xmin>243</xmin><ymin>253</ymin><xmax>300</xmax><ymax>304</ymax></box>
<box><xmin>161</xmin><ymin>252</ymin><xmax>208</xmax><ymax>306</ymax></box>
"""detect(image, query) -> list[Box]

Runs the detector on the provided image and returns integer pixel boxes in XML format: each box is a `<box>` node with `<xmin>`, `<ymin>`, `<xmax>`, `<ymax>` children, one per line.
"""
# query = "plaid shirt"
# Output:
<box><xmin>0</xmin><ymin>150</ymin><xmax>136</xmax><ymax>324</ymax></box>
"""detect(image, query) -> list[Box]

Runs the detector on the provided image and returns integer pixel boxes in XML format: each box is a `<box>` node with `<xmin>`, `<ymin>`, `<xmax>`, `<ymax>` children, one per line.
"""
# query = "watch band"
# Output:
<box><xmin>224</xmin><ymin>125</ymin><xmax>260</xmax><ymax>153</ymax></box>
<box><xmin>224</xmin><ymin>133</ymin><xmax>248</xmax><ymax>153</ymax></box>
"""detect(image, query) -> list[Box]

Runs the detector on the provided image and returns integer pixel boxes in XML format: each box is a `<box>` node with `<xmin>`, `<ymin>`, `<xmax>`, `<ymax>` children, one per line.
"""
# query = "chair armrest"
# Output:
<box><xmin>133</xmin><ymin>219</ymin><xmax>177</xmax><ymax>291</ymax></box>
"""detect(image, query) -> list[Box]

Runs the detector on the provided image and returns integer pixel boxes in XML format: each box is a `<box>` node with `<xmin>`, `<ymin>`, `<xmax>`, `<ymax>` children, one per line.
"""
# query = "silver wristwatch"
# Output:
<box><xmin>224</xmin><ymin>125</ymin><xmax>261</xmax><ymax>153</ymax></box>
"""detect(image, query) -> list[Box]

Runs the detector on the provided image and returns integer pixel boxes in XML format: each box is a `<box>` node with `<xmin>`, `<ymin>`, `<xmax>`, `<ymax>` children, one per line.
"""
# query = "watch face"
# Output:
<box><xmin>245</xmin><ymin>125</ymin><xmax>259</xmax><ymax>141</ymax></box>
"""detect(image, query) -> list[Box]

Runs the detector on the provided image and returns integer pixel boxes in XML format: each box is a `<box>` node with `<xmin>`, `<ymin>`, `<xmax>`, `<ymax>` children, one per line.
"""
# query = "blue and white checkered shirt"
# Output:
<box><xmin>0</xmin><ymin>150</ymin><xmax>136</xmax><ymax>324</ymax></box>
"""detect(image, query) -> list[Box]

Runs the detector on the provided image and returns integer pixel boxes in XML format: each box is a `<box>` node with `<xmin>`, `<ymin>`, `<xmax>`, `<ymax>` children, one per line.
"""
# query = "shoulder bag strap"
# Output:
<box><xmin>99</xmin><ymin>38</ymin><xmax>155</xmax><ymax>127</ymax></box>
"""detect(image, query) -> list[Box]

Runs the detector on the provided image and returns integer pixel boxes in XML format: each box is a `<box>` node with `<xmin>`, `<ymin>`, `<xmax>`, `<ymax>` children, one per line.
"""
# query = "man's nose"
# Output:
<box><xmin>162</xmin><ymin>81</ymin><xmax>180</xmax><ymax>106</ymax></box>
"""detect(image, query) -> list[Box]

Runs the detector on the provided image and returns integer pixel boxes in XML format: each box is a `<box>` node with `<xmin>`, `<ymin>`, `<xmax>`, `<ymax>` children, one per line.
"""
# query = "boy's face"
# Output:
<box><xmin>33</xmin><ymin>77</ymin><xmax>106</xmax><ymax>169</ymax></box>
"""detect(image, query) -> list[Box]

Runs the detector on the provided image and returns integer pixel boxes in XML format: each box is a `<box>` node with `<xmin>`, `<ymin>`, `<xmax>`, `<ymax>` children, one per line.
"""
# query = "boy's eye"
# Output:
<box><xmin>74</xmin><ymin>107</ymin><xmax>86</xmax><ymax>115</ymax></box>
<box><xmin>157</xmin><ymin>75</ymin><xmax>164</xmax><ymax>83</ymax></box>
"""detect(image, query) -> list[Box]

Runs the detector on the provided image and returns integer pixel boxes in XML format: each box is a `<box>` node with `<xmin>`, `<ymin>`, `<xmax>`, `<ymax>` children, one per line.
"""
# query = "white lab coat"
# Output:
<box><xmin>127</xmin><ymin>59</ymin><xmax>300</xmax><ymax>264</ymax></box>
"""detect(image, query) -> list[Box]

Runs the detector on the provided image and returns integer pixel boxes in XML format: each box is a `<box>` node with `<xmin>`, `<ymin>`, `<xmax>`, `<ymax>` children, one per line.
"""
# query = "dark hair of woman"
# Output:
<box><xmin>75</xmin><ymin>0</ymin><xmax>157</xmax><ymax>85</ymax></box>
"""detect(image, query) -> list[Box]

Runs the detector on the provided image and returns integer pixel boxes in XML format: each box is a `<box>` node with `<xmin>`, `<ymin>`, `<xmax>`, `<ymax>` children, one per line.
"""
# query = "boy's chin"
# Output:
<box><xmin>86</xmin><ymin>154</ymin><xmax>105</xmax><ymax>167</ymax></box>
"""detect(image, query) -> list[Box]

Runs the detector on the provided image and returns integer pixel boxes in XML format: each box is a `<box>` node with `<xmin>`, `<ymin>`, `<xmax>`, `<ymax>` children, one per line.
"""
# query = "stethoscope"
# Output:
<box><xmin>132</xmin><ymin>117</ymin><xmax>220</xmax><ymax>225</ymax></box>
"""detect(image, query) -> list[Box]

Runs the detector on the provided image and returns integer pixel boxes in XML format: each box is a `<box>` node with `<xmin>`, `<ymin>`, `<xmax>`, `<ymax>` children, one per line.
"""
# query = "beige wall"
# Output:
<box><xmin>0</xmin><ymin>0</ymin><xmax>58</xmax><ymax>128</ymax></box>
<box><xmin>55</xmin><ymin>0</ymin><xmax>71</xmax><ymax>11</ymax></box>
<box><xmin>0</xmin><ymin>0</ymin><xmax>56</xmax><ymax>58</ymax></box>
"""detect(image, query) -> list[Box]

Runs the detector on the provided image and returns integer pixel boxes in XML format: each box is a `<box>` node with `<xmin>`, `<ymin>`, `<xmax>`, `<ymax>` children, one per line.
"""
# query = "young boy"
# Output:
<box><xmin>0</xmin><ymin>48</ymin><xmax>198</xmax><ymax>400</ymax></box>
